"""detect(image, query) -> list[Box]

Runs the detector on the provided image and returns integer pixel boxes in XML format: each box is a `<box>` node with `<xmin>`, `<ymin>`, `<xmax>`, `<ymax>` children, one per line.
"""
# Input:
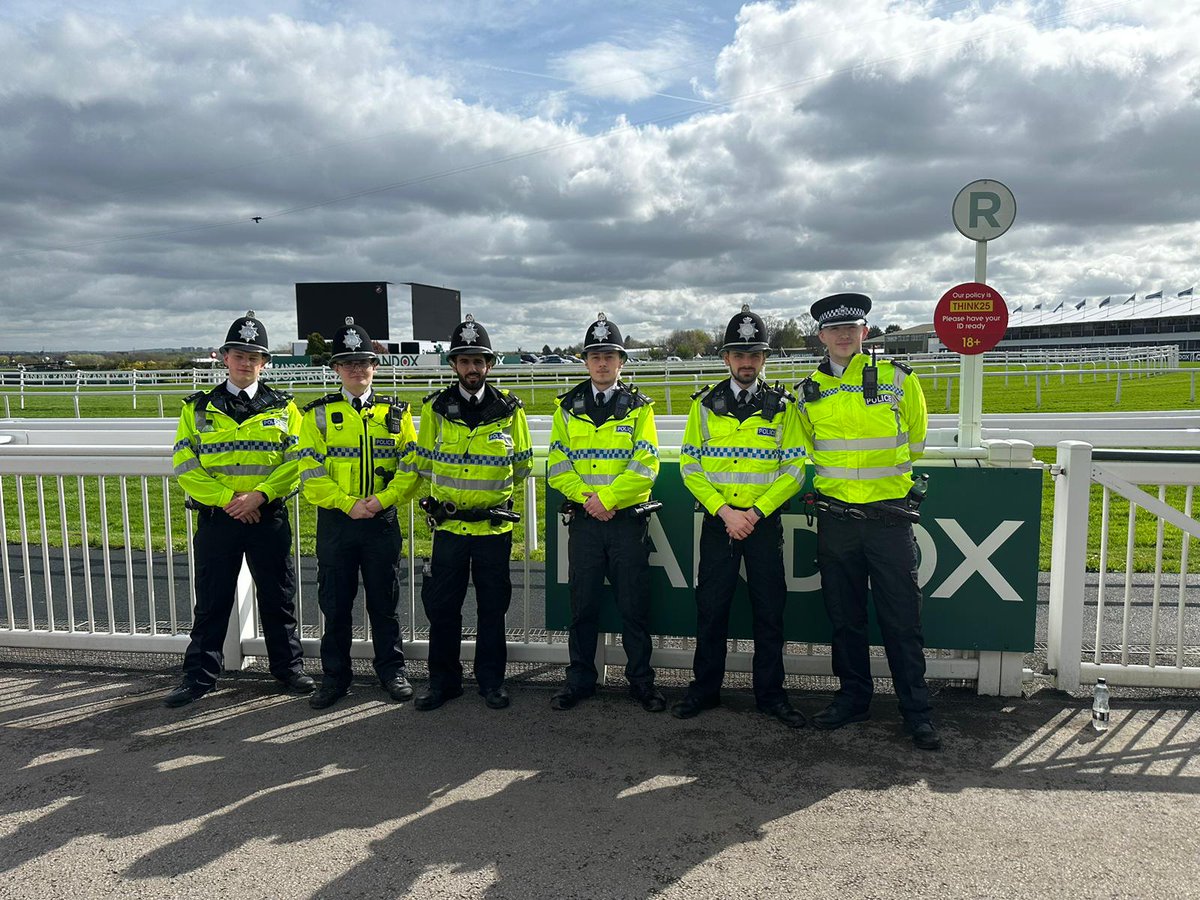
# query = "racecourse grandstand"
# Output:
<box><xmin>871</xmin><ymin>288</ymin><xmax>1199</xmax><ymax>357</ymax></box>
<box><xmin>998</xmin><ymin>289</ymin><xmax>1199</xmax><ymax>353</ymax></box>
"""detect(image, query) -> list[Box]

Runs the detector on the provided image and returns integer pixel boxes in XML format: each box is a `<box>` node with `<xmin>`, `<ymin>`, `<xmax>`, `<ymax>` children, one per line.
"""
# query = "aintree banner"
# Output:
<box><xmin>544</xmin><ymin>464</ymin><xmax>1042</xmax><ymax>652</ymax></box>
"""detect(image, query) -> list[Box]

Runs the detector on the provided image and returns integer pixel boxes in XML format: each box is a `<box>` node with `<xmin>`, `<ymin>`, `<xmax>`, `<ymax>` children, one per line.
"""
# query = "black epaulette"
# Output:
<box><xmin>887</xmin><ymin>358</ymin><xmax>914</xmax><ymax>374</ymax></box>
<box><xmin>691</xmin><ymin>383</ymin><xmax>714</xmax><ymax>400</ymax></box>
<box><xmin>257</xmin><ymin>383</ymin><xmax>293</xmax><ymax>403</ymax></box>
<box><xmin>183</xmin><ymin>390</ymin><xmax>205</xmax><ymax>405</ymax></box>
<box><xmin>302</xmin><ymin>392</ymin><xmax>342</xmax><ymax>412</ymax></box>
<box><xmin>422</xmin><ymin>388</ymin><xmax>443</xmax><ymax>405</ymax></box>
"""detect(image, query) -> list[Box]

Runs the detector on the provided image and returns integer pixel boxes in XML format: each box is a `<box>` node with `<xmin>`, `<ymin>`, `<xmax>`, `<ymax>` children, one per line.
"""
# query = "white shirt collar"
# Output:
<box><xmin>225</xmin><ymin>380</ymin><xmax>258</xmax><ymax>399</ymax></box>
<box><xmin>828</xmin><ymin>360</ymin><xmax>847</xmax><ymax>378</ymax></box>
<box><xmin>728</xmin><ymin>378</ymin><xmax>759</xmax><ymax>397</ymax></box>
<box><xmin>591</xmin><ymin>382</ymin><xmax>616</xmax><ymax>402</ymax></box>
<box><xmin>458</xmin><ymin>384</ymin><xmax>486</xmax><ymax>403</ymax></box>
<box><xmin>342</xmin><ymin>387</ymin><xmax>372</xmax><ymax>406</ymax></box>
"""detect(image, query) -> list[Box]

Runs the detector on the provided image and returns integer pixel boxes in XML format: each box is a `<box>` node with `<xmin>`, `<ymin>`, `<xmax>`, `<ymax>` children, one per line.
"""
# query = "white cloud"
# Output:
<box><xmin>1</xmin><ymin>2</ymin><xmax>1198</xmax><ymax>353</ymax></box>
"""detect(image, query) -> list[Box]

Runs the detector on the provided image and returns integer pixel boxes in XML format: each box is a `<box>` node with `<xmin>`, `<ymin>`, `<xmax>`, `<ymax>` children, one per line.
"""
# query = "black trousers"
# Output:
<box><xmin>421</xmin><ymin>529</ymin><xmax>512</xmax><ymax>693</ymax></box>
<box><xmin>690</xmin><ymin>512</ymin><xmax>787</xmax><ymax>706</ymax></box>
<box><xmin>316</xmin><ymin>508</ymin><xmax>406</xmax><ymax>689</ymax></box>
<box><xmin>182</xmin><ymin>504</ymin><xmax>303</xmax><ymax>688</ymax></box>
<box><xmin>817</xmin><ymin>510</ymin><xmax>932</xmax><ymax>724</ymax></box>
<box><xmin>564</xmin><ymin>515</ymin><xmax>655</xmax><ymax>692</ymax></box>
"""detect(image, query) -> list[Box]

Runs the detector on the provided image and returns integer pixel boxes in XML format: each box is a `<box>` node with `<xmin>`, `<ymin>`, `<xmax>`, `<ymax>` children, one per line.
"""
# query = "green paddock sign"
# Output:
<box><xmin>545</xmin><ymin>464</ymin><xmax>1042</xmax><ymax>652</ymax></box>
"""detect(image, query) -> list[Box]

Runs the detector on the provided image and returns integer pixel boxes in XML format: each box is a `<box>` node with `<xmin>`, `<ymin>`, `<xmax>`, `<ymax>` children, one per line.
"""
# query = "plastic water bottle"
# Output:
<box><xmin>1091</xmin><ymin>678</ymin><xmax>1110</xmax><ymax>732</ymax></box>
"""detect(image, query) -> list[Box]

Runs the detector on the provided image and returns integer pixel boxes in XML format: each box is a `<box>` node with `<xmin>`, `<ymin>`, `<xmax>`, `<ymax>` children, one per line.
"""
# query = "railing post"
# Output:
<box><xmin>1046</xmin><ymin>440</ymin><xmax>1093</xmax><ymax>691</ymax></box>
<box><xmin>222</xmin><ymin>560</ymin><xmax>257</xmax><ymax>671</ymax></box>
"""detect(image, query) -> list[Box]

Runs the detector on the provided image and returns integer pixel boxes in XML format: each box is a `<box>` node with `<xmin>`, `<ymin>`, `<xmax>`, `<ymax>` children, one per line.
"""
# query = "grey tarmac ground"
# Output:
<box><xmin>1</xmin><ymin>658</ymin><xmax>1199</xmax><ymax>900</ymax></box>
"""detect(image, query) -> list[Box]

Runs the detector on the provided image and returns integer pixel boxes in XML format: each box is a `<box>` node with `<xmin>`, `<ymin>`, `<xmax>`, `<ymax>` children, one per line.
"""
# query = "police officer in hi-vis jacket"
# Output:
<box><xmin>166</xmin><ymin>311</ymin><xmax>312</xmax><ymax>708</ymax></box>
<box><xmin>673</xmin><ymin>305</ymin><xmax>807</xmax><ymax>727</ymax></box>
<box><xmin>298</xmin><ymin>318</ymin><xmax>420</xmax><ymax>711</ymax></box>
<box><xmin>547</xmin><ymin>313</ymin><xmax>666</xmax><ymax>713</ymax></box>
<box><xmin>413</xmin><ymin>315</ymin><xmax>533</xmax><ymax>712</ymax></box>
<box><xmin>798</xmin><ymin>292</ymin><xmax>939</xmax><ymax>750</ymax></box>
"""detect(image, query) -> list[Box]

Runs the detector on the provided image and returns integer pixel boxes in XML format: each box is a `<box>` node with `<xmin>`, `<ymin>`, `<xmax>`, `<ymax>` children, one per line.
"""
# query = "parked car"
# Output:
<box><xmin>519</xmin><ymin>353</ymin><xmax>541</xmax><ymax>364</ymax></box>
<box><xmin>539</xmin><ymin>354</ymin><xmax>577</xmax><ymax>364</ymax></box>
<box><xmin>665</xmin><ymin>355</ymin><xmax>682</xmax><ymax>362</ymax></box>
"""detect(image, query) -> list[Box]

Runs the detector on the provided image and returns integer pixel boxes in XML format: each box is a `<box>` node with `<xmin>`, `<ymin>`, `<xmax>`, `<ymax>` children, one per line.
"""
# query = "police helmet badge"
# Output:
<box><xmin>460</xmin><ymin>314</ymin><xmax>479</xmax><ymax>344</ymax></box>
<box><xmin>592</xmin><ymin>312</ymin><xmax>611</xmax><ymax>342</ymax></box>
<box><xmin>342</xmin><ymin>316</ymin><xmax>363</xmax><ymax>350</ymax></box>
<box><xmin>238</xmin><ymin>317</ymin><xmax>259</xmax><ymax>342</ymax></box>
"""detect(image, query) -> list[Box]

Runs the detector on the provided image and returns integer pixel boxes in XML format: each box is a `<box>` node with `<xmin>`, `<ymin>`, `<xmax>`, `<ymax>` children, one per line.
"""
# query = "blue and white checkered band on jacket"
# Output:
<box><xmin>818</xmin><ymin>304</ymin><xmax>867</xmax><ymax>325</ymax></box>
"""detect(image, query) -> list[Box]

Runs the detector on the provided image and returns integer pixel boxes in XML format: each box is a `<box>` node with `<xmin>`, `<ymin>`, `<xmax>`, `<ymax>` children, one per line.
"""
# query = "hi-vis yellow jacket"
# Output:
<box><xmin>680</xmin><ymin>380</ymin><xmax>806</xmax><ymax>516</ymax></box>
<box><xmin>297</xmin><ymin>393</ymin><xmax>419</xmax><ymax>514</ymax></box>
<box><xmin>547</xmin><ymin>381</ymin><xmax>658</xmax><ymax>509</ymax></box>
<box><xmin>414</xmin><ymin>384</ymin><xmax>533</xmax><ymax>535</ymax></box>
<box><xmin>172</xmin><ymin>383</ymin><xmax>300</xmax><ymax>507</ymax></box>
<box><xmin>797</xmin><ymin>354</ymin><xmax>927</xmax><ymax>504</ymax></box>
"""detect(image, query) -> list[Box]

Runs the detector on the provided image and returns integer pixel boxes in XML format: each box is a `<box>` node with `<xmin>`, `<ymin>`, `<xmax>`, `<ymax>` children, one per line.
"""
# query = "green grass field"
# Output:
<box><xmin>2</xmin><ymin>365</ymin><xmax>1197</xmax><ymax>572</ymax></box>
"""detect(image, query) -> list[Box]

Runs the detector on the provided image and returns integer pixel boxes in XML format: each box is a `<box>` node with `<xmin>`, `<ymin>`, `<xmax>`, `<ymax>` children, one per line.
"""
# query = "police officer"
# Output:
<box><xmin>414</xmin><ymin>315</ymin><xmax>533</xmax><ymax>711</ymax></box>
<box><xmin>798</xmin><ymin>293</ymin><xmax>939</xmax><ymax>750</ymax></box>
<box><xmin>166</xmin><ymin>311</ymin><xmax>312</xmax><ymax>707</ymax></box>
<box><xmin>547</xmin><ymin>313</ymin><xmax>665</xmax><ymax>713</ymax></box>
<box><xmin>299</xmin><ymin>318</ymin><xmax>420</xmax><ymax>710</ymax></box>
<box><xmin>672</xmin><ymin>305</ymin><xmax>807</xmax><ymax>727</ymax></box>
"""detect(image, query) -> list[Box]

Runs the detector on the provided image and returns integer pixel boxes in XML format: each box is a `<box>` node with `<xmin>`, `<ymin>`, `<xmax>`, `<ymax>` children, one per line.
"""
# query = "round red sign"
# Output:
<box><xmin>933</xmin><ymin>282</ymin><xmax>1008</xmax><ymax>355</ymax></box>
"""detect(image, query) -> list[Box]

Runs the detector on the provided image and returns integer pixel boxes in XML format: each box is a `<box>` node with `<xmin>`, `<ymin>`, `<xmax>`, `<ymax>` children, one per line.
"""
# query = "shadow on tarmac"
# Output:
<box><xmin>0</xmin><ymin>664</ymin><xmax>1198</xmax><ymax>898</ymax></box>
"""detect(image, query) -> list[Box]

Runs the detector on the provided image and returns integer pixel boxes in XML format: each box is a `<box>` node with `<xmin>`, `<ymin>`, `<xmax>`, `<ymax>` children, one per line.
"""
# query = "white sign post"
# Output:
<box><xmin>951</xmin><ymin>180</ymin><xmax>1016</xmax><ymax>448</ymax></box>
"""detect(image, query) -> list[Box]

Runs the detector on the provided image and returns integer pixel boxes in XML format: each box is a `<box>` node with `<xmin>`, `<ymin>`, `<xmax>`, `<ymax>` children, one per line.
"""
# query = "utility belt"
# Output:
<box><xmin>560</xmin><ymin>499</ymin><xmax>662</xmax><ymax>525</ymax></box>
<box><xmin>802</xmin><ymin>482</ymin><xmax>926</xmax><ymax>526</ymax></box>
<box><xmin>419</xmin><ymin>496</ymin><xmax>521</xmax><ymax>529</ymax></box>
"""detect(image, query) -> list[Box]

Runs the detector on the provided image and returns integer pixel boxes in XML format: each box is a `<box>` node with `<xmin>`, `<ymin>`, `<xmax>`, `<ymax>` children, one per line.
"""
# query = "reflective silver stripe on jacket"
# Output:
<box><xmin>194</xmin><ymin>405</ymin><xmax>208</xmax><ymax>432</ymax></box>
<box><xmin>814</xmin><ymin>462</ymin><xmax>913</xmax><ymax>480</ymax></box>
<box><xmin>432</xmin><ymin>474</ymin><xmax>514</xmax><ymax>491</ymax></box>
<box><xmin>680</xmin><ymin>462</ymin><xmax>704</xmax><ymax>478</ymax></box>
<box><xmin>698</xmin><ymin>404</ymin><xmax>712</xmax><ymax>443</ymax></box>
<box><xmin>300</xmin><ymin>466</ymin><xmax>329</xmax><ymax>482</ymax></box>
<box><xmin>203</xmin><ymin>464</ymin><xmax>278</xmax><ymax>477</ymax></box>
<box><xmin>702</xmin><ymin>471</ymin><xmax>776</xmax><ymax>485</ymax></box>
<box><xmin>780</xmin><ymin>464</ymin><xmax>805</xmax><ymax>482</ymax></box>
<box><xmin>173</xmin><ymin>459</ymin><xmax>201</xmax><ymax>475</ymax></box>
<box><xmin>909</xmin><ymin>440</ymin><xmax>926</xmax><ymax>454</ymax></box>
<box><xmin>627</xmin><ymin>460</ymin><xmax>656</xmax><ymax>480</ymax></box>
<box><xmin>548</xmin><ymin>460</ymin><xmax>575</xmax><ymax>479</ymax></box>
<box><xmin>813</xmin><ymin>433</ymin><xmax>909</xmax><ymax>452</ymax></box>
<box><xmin>578</xmin><ymin>473</ymin><xmax>616</xmax><ymax>486</ymax></box>
<box><xmin>314</xmin><ymin>405</ymin><xmax>327</xmax><ymax>435</ymax></box>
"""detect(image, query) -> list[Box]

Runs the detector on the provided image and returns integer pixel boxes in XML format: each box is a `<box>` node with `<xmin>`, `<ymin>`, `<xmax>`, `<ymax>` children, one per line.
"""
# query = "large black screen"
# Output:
<box><xmin>295</xmin><ymin>282</ymin><xmax>390</xmax><ymax>340</ymax></box>
<box><xmin>410</xmin><ymin>283</ymin><xmax>462</xmax><ymax>342</ymax></box>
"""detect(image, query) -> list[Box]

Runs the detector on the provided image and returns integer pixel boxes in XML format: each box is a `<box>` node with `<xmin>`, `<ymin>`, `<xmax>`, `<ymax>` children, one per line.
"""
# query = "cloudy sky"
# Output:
<box><xmin>2</xmin><ymin>0</ymin><xmax>1197</xmax><ymax>352</ymax></box>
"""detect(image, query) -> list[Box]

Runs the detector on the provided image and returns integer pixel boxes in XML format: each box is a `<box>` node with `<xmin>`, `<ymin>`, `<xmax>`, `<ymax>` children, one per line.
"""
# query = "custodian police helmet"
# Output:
<box><xmin>221</xmin><ymin>310</ymin><xmax>271</xmax><ymax>358</ymax></box>
<box><xmin>447</xmin><ymin>314</ymin><xmax>496</xmax><ymax>360</ymax></box>
<box><xmin>330</xmin><ymin>317</ymin><xmax>378</xmax><ymax>363</ymax></box>
<box><xmin>811</xmin><ymin>293</ymin><xmax>872</xmax><ymax>329</ymax></box>
<box><xmin>720</xmin><ymin>304</ymin><xmax>771</xmax><ymax>354</ymax></box>
<box><xmin>582</xmin><ymin>312</ymin><xmax>627</xmax><ymax>360</ymax></box>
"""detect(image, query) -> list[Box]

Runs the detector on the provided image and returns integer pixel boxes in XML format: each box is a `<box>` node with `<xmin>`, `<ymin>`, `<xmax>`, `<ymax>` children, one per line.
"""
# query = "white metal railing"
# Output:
<box><xmin>1046</xmin><ymin>442</ymin><xmax>1200</xmax><ymax>690</ymax></box>
<box><xmin>0</xmin><ymin>420</ymin><xmax>1048</xmax><ymax>694</ymax></box>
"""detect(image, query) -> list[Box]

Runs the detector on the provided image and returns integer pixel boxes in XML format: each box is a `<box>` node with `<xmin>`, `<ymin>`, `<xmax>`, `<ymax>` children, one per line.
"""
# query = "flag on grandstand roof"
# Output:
<box><xmin>1075</xmin><ymin>299</ymin><xmax>1086</xmax><ymax>310</ymax></box>
<box><xmin>1146</xmin><ymin>289</ymin><xmax>1163</xmax><ymax>299</ymax></box>
<box><xmin>1179</xmin><ymin>287</ymin><xmax>1194</xmax><ymax>297</ymax></box>
<box><xmin>1098</xmin><ymin>296</ymin><xmax>1111</xmax><ymax>307</ymax></box>
<box><xmin>1012</xmin><ymin>304</ymin><xmax>1023</xmax><ymax>313</ymax></box>
<box><xmin>1123</xmin><ymin>293</ymin><xmax>1135</xmax><ymax>304</ymax></box>
<box><xmin>1053</xmin><ymin>301</ymin><xmax>1064</xmax><ymax>312</ymax></box>
<box><xmin>1031</xmin><ymin>302</ymin><xmax>1042</xmax><ymax>310</ymax></box>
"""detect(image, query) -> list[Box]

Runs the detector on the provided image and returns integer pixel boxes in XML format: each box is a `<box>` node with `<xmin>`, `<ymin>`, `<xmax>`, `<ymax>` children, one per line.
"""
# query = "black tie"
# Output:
<box><xmin>595</xmin><ymin>393</ymin><xmax>607</xmax><ymax>407</ymax></box>
<box><xmin>237</xmin><ymin>389</ymin><xmax>251</xmax><ymax>404</ymax></box>
<box><xmin>352</xmin><ymin>397</ymin><xmax>362</xmax><ymax>412</ymax></box>
<box><xmin>469</xmin><ymin>395</ymin><xmax>480</xmax><ymax>407</ymax></box>
<box><xmin>737</xmin><ymin>389</ymin><xmax>749</xmax><ymax>406</ymax></box>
